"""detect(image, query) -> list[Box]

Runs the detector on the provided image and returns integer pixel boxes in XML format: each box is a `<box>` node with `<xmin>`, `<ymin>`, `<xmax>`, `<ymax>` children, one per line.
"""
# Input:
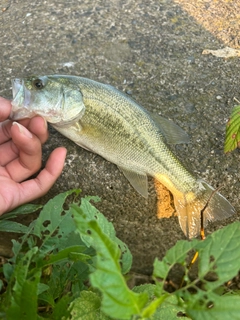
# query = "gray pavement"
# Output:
<box><xmin>0</xmin><ymin>0</ymin><xmax>239</xmax><ymax>274</ymax></box>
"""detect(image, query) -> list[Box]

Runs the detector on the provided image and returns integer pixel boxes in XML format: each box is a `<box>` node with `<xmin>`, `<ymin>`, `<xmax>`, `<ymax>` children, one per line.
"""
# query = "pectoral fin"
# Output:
<box><xmin>150</xmin><ymin>113</ymin><xmax>190</xmax><ymax>144</ymax></box>
<box><xmin>118</xmin><ymin>166</ymin><xmax>148</xmax><ymax>198</ymax></box>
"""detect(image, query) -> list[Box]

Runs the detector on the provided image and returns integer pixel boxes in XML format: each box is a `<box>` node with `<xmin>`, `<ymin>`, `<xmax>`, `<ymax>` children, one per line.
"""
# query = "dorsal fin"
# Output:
<box><xmin>150</xmin><ymin>113</ymin><xmax>190</xmax><ymax>144</ymax></box>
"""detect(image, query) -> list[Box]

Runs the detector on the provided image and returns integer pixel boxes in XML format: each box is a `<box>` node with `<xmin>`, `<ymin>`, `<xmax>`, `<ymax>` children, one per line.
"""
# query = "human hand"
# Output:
<box><xmin>0</xmin><ymin>97</ymin><xmax>67</xmax><ymax>215</ymax></box>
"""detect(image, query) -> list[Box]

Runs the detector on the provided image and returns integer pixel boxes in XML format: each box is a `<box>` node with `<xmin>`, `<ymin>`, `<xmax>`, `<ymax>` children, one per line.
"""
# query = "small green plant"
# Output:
<box><xmin>0</xmin><ymin>189</ymin><xmax>240</xmax><ymax>319</ymax></box>
<box><xmin>224</xmin><ymin>105</ymin><xmax>240</xmax><ymax>153</ymax></box>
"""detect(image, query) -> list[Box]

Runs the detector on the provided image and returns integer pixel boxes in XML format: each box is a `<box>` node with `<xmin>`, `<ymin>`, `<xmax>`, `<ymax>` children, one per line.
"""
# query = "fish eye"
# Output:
<box><xmin>32</xmin><ymin>78</ymin><xmax>44</xmax><ymax>90</ymax></box>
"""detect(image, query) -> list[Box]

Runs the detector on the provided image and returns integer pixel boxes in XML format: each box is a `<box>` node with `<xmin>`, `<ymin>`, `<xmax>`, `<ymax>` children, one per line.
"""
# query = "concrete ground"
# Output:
<box><xmin>0</xmin><ymin>0</ymin><xmax>239</xmax><ymax>274</ymax></box>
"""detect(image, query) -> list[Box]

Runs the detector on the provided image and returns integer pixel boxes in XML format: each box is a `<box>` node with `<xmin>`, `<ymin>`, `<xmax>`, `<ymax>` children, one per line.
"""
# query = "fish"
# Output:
<box><xmin>10</xmin><ymin>75</ymin><xmax>235</xmax><ymax>238</ymax></box>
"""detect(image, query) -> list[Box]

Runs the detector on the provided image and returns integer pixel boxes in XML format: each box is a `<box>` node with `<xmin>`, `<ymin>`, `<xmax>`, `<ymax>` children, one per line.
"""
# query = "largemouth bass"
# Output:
<box><xmin>10</xmin><ymin>75</ymin><xmax>235</xmax><ymax>238</ymax></box>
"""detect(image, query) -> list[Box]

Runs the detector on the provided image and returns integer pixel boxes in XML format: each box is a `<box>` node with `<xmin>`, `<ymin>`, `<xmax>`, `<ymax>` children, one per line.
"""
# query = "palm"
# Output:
<box><xmin>0</xmin><ymin>99</ymin><xmax>66</xmax><ymax>215</ymax></box>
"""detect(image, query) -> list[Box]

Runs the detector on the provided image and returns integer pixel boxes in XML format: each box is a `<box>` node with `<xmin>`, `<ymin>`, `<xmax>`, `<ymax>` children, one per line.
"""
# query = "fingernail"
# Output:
<box><xmin>12</xmin><ymin>122</ymin><xmax>33</xmax><ymax>138</ymax></box>
<box><xmin>42</xmin><ymin>117</ymin><xmax>48</xmax><ymax>129</ymax></box>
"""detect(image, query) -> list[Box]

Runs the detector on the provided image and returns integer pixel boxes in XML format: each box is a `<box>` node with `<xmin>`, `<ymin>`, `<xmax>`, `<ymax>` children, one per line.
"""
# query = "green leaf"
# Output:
<box><xmin>36</xmin><ymin>245</ymin><xmax>89</xmax><ymax>268</ymax></box>
<box><xmin>37</xmin><ymin>290</ymin><xmax>55</xmax><ymax>307</ymax></box>
<box><xmin>5</xmin><ymin>247</ymin><xmax>40</xmax><ymax>319</ymax></box>
<box><xmin>76</xmin><ymin>197</ymin><xmax>132</xmax><ymax>274</ymax></box>
<box><xmin>68</xmin><ymin>251</ymin><xmax>93</xmax><ymax>263</ymax></box>
<box><xmin>51</xmin><ymin>294</ymin><xmax>72</xmax><ymax>320</ymax></box>
<box><xmin>69</xmin><ymin>291</ymin><xmax>111</xmax><ymax>320</ymax></box>
<box><xmin>77</xmin><ymin>196</ymin><xmax>114</xmax><ymax>248</ymax></box>
<box><xmin>15</xmin><ymin>270</ymin><xmax>41</xmax><ymax>320</ymax></box>
<box><xmin>32</xmin><ymin>189</ymin><xmax>78</xmax><ymax>240</ymax></box>
<box><xmin>4</xmin><ymin>189</ymin><xmax>240</xmax><ymax>320</ymax></box>
<box><xmin>10</xmin><ymin>240</ymin><xmax>23</xmax><ymax>263</ymax></box>
<box><xmin>37</xmin><ymin>283</ymin><xmax>49</xmax><ymax>295</ymax></box>
<box><xmin>133</xmin><ymin>284</ymin><xmax>157</xmax><ymax>298</ymax></box>
<box><xmin>133</xmin><ymin>283</ymin><xmax>166</xmax><ymax>312</ymax></box>
<box><xmin>196</xmin><ymin>222</ymin><xmax>240</xmax><ymax>290</ymax></box>
<box><xmin>187</xmin><ymin>292</ymin><xmax>240</xmax><ymax>320</ymax></box>
<box><xmin>133</xmin><ymin>285</ymin><xmax>184</xmax><ymax>319</ymax></box>
<box><xmin>3</xmin><ymin>263</ymin><xmax>14</xmax><ymax>282</ymax></box>
<box><xmin>41</xmin><ymin>259</ymin><xmax>90</xmax><ymax>303</ymax></box>
<box><xmin>0</xmin><ymin>204</ymin><xmax>42</xmax><ymax>220</ymax></box>
<box><xmin>224</xmin><ymin>105</ymin><xmax>240</xmax><ymax>153</ymax></box>
<box><xmin>29</xmin><ymin>190</ymin><xmax>81</xmax><ymax>256</ymax></box>
<box><xmin>154</xmin><ymin>240</ymin><xmax>198</xmax><ymax>278</ymax></box>
<box><xmin>72</xmin><ymin>204</ymin><xmax>148</xmax><ymax>319</ymax></box>
<box><xmin>0</xmin><ymin>220</ymin><xmax>29</xmax><ymax>233</ymax></box>
<box><xmin>141</xmin><ymin>295</ymin><xmax>169</xmax><ymax>318</ymax></box>
<box><xmin>152</xmin><ymin>295</ymin><xmax>186</xmax><ymax>320</ymax></box>
<box><xmin>153</xmin><ymin>239</ymin><xmax>199</xmax><ymax>292</ymax></box>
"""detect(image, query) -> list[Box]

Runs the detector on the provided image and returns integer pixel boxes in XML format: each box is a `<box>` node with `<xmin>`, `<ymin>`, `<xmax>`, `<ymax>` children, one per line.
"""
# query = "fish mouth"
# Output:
<box><xmin>12</xmin><ymin>78</ymin><xmax>22</xmax><ymax>99</ymax></box>
<box><xmin>10</xmin><ymin>79</ymin><xmax>34</xmax><ymax>120</ymax></box>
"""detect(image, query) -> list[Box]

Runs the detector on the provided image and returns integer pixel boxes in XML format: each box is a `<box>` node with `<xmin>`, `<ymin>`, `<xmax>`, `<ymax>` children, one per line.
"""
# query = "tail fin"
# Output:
<box><xmin>174</xmin><ymin>180</ymin><xmax>235</xmax><ymax>239</ymax></box>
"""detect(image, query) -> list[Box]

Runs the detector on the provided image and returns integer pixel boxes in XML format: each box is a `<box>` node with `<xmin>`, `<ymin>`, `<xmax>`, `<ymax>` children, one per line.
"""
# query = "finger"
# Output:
<box><xmin>26</xmin><ymin>116</ymin><xmax>49</xmax><ymax>144</ymax></box>
<box><xmin>0</xmin><ymin>147</ymin><xmax>66</xmax><ymax>215</ymax></box>
<box><xmin>0</xmin><ymin>116</ymin><xmax>49</xmax><ymax>146</ymax></box>
<box><xmin>17</xmin><ymin>116</ymin><xmax>48</xmax><ymax>144</ymax></box>
<box><xmin>0</xmin><ymin>140</ymin><xmax>19</xmax><ymax>166</ymax></box>
<box><xmin>0</xmin><ymin>116</ymin><xmax>49</xmax><ymax>167</ymax></box>
<box><xmin>0</xmin><ymin>118</ymin><xmax>38</xmax><ymax>146</ymax></box>
<box><xmin>0</xmin><ymin>116</ymin><xmax>48</xmax><ymax>165</ymax></box>
<box><xmin>5</xmin><ymin>122</ymin><xmax>43</xmax><ymax>182</ymax></box>
<box><xmin>17</xmin><ymin>147</ymin><xmax>66</xmax><ymax>203</ymax></box>
<box><xmin>0</xmin><ymin>119</ymin><xmax>12</xmax><ymax>144</ymax></box>
<box><xmin>0</xmin><ymin>97</ymin><xmax>12</xmax><ymax>121</ymax></box>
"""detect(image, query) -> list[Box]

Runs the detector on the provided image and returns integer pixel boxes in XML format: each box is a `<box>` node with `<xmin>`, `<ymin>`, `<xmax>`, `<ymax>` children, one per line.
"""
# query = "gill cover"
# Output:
<box><xmin>11</xmin><ymin>76</ymin><xmax>85</xmax><ymax>124</ymax></box>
